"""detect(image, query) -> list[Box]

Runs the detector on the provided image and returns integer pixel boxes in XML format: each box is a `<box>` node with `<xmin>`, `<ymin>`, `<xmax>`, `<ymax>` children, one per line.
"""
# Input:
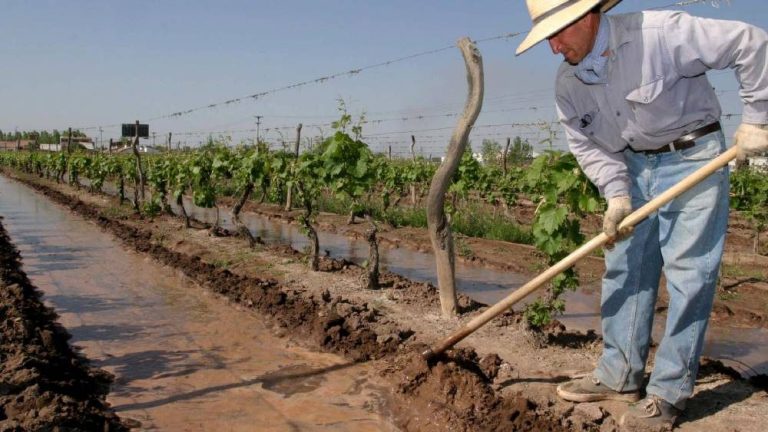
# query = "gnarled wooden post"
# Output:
<box><xmin>426</xmin><ymin>38</ymin><xmax>484</xmax><ymax>318</ymax></box>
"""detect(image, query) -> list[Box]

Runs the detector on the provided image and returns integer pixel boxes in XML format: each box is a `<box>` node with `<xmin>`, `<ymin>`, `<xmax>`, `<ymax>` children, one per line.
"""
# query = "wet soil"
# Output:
<box><xmin>0</xmin><ymin>219</ymin><xmax>127</xmax><ymax>431</ymax></box>
<box><xmin>0</xmin><ymin>175</ymin><xmax>575</xmax><ymax>431</ymax></box>
<box><xmin>226</xmin><ymin>197</ymin><xmax>768</xmax><ymax>330</ymax></box>
<box><xmin>4</xmin><ymin>170</ymin><xmax>768</xmax><ymax>432</ymax></box>
<box><xmin>0</xmin><ymin>180</ymin><xmax>403</xmax><ymax>431</ymax></box>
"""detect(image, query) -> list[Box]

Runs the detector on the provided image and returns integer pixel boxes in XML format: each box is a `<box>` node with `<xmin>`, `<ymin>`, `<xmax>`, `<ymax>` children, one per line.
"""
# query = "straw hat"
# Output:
<box><xmin>516</xmin><ymin>0</ymin><xmax>622</xmax><ymax>55</ymax></box>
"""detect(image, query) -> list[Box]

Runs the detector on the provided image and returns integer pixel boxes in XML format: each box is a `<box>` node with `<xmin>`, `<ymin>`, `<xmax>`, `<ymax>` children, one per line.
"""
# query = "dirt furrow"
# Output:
<box><xmin>0</xmin><ymin>219</ymin><xmax>128</xmax><ymax>431</ymax></box>
<box><xmin>2</xmin><ymin>174</ymin><xmax>574</xmax><ymax>431</ymax></box>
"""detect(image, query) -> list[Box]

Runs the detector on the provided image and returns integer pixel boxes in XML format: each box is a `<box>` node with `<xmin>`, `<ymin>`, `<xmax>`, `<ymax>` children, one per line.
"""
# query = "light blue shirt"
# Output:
<box><xmin>555</xmin><ymin>11</ymin><xmax>768</xmax><ymax>198</ymax></box>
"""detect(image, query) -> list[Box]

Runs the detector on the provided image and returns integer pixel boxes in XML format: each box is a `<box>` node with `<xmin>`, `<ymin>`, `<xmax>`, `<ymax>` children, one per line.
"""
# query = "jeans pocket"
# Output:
<box><xmin>678</xmin><ymin>132</ymin><xmax>724</xmax><ymax>161</ymax></box>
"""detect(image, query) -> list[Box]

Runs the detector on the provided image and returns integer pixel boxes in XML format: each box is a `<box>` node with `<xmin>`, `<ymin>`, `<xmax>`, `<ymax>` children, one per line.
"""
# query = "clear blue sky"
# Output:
<box><xmin>1</xmin><ymin>0</ymin><xmax>765</xmax><ymax>155</ymax></box>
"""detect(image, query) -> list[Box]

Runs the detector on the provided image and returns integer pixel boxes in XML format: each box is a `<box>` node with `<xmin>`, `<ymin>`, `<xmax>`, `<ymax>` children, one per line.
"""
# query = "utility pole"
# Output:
<box><xmin>254</xmin><ymin>115</ymin><xmax>263</xmax><ymax>144</ymax></box>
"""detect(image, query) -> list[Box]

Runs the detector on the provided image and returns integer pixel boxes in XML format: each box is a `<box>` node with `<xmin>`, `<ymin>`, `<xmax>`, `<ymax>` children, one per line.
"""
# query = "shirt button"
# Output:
<box><xmin>616</xmin><ymin>111</ymin><xmax>621</xmax><ymax>116</ymax></box>
<box><xmin>629</xmin><ymin>137</ymin><xmax>635</xmax><ymax>142</ymax></box>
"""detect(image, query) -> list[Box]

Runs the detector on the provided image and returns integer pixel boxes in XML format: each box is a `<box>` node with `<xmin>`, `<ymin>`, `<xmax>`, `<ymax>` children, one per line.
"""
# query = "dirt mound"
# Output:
<box><xmin>385</xmin><ymin>346</ymin><xmax>566</xmax><ymax>431</ymax></box>
<box><xmin>0</xmin><ymin>219</ymin><xmax>127</xmax><ymax>431</ymax></box>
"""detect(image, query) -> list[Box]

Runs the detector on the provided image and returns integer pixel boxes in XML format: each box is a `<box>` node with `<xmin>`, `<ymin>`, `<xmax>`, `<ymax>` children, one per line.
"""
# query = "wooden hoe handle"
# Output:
<box><xmin>423</xmin><ymin>146</ymin><xmax>738</xmax><ymax>360</ymax></box>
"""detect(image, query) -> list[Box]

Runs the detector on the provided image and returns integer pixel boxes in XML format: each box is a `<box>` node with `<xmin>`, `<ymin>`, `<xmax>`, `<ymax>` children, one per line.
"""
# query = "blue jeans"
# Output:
<box><xmin>594</xmin><ymin>130</ymin><xmax>730</xmax><ymax>409</ymax></box>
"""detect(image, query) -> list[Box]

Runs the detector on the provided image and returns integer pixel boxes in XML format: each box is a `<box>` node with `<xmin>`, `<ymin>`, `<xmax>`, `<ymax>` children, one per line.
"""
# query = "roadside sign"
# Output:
<box><xmin>122</xmin><ymin>123</ymin><xmax>149</xmax><ymax>138</ymax></box>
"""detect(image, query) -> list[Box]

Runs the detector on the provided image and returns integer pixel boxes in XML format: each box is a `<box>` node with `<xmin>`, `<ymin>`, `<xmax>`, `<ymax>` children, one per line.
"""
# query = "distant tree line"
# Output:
<box><xmin>479</xmin><ymin>137</ymin><xmax>533</xmax><ymax>167</ymax></box>
<box><xmin>0</xmin><ymin>129</ymin><xmax>86</xmax><ymax>144</ymax></box>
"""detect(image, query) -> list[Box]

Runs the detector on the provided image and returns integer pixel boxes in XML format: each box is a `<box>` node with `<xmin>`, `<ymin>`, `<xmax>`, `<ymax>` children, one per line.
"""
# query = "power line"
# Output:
<box><xmin>72</xmin><ymin>0</ymin><xmax>734</xmax><ymax>133</ymax></box>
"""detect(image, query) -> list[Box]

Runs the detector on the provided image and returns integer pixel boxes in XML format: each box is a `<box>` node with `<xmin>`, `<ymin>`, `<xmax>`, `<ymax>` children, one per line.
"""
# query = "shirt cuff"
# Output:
<box><xmin>603</xmin><ymin>179</ymin><xmax>631</xmax><ymax>199</ymax></box>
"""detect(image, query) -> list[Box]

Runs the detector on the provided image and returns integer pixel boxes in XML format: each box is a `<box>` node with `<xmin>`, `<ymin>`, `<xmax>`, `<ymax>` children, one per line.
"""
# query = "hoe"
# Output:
<box><xmin>423</xmin><ymin>145</ymin><xmax>739</xmax><ymax>360</ymax></box>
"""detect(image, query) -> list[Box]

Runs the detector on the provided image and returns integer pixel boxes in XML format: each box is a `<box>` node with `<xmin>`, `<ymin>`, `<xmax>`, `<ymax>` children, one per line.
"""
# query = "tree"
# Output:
<box><xmin>480</xmin><ymin>139</ymin><xmax>502</xmax><ymax>167</ymax></box>
<box><xmin>506</xmin><ymin>136</ymin><xmax>533</xmax><ymax>166</ymax></box>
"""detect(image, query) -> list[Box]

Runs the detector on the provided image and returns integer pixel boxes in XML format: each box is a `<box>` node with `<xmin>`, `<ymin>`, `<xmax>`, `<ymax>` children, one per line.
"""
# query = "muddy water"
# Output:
<box><xmin>168</xmin><ymin>190</ymin><xmax>768</xmax><ymax>378</ymax></box>
<box><xmin>80</xmin><ymin>179</ymin><xmax>768</xmax><ymax>377</ymax></box>
<box><xmin>0</xmin><ymin>177</ymin><xmax>398</xmax><ymax>431</ymax></box>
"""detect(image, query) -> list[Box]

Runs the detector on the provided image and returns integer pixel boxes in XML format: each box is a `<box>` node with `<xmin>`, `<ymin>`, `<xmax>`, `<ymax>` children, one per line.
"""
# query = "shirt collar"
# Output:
<box><xmin>606</xmin><ymin>13</ymin><xmax>633</xmax><ymax>55</ymax></box>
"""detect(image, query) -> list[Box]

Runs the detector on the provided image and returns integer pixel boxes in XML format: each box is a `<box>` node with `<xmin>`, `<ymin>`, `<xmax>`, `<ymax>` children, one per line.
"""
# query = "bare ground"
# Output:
<box><xmin>0</xmin><ymin>219</ymin><xmax>128</xmax><ymax>431</ymax></box>
<box><xmin>4</xmin><ymin>170</ymin><xmax>767</xmax><ymax>431</ymax></box>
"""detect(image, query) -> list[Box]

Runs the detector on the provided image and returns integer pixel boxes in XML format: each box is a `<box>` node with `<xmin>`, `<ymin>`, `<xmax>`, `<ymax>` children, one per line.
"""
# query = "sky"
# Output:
<box><xmin>1</xmin><ymin>0</ymin><xmax>766</xmax><ymax>155</ymax></box>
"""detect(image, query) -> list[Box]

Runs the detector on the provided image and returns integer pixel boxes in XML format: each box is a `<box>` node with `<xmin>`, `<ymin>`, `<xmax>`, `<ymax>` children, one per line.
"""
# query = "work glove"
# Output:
<box><xmin>733</xmin><ymin>123</ymin><xmax>768</xmax><ymax>161</ymax></box>
<box><xmin>603</xmin><ymin>195</ymin><xmax>632</xmax><ymax>240</ymax></box>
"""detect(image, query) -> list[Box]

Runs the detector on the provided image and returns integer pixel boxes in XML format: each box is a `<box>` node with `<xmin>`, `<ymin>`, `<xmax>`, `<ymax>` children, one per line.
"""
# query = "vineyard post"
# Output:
<box><xmin>109</xmin><ymin>138</ymin><xmax>113</xmax><ymax>154</ymax></box>
<box><xmin>503</xmin><ymin>137</ymin><xmax>510</xmax><ymax>175</ymax></box>
<box><xmin>132</xmin><ymin>120</ymin><xmax>146</xmax><ymax>206</ymax></box>
<box><xmin>294</xmin><ymin>123</ymin><xmax>302</xmax><ymax>157</ymax></box>
<box><xmin>284</xmin><ymin>123</ymin><xmax>302</xmax><ymax>211</ymax></box>
<box><xmin>168</xmin><ymin>132</ymin><xmax>172</xmax><ymax>152</ymax></box>
<box><xmin>426</xmin><ymin>38</ymin><xmax>484</xmax><ymax>318</ymax></box>
<box><xmin>67</xmin><ymin>127</ymin><xmax>72</xmax><ymax>154</ymax></box>
<box><xmin>388</xmin><ymin>145</ymin><xmax>392</xmax><ymax>160</ymax></box>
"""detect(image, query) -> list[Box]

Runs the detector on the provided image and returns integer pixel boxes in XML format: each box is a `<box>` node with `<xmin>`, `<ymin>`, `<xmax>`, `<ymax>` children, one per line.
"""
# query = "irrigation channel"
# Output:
<box><xmin>104</xmin><ymin>178</ymin><xmax>768</xmax><ymax>379</ymax></box>
<box><xmin>74</xmin><ymin>176</ymin><xmax>768</xmax><ymax>379</ymax></box>
<box><xmin>0</xmin><ymin>176</ymin><xmax>398</xmax><ymax>431</ymax></box>
<box><xmin>162</xmin><ymin>189</ymin><xmax>768</xmax><ymax>379</ymax></box>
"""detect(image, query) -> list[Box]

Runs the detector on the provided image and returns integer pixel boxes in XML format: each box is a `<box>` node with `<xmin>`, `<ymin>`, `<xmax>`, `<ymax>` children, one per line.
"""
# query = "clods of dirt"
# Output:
<box><xmin>384</xmin><ymin>346</ymin><xmax>567</xmax><ymax>431</ymax></box>
<box><xmin>0</xmin><ymin>219</ymin><xmax>128</xmax><ymax>431</ymax></box>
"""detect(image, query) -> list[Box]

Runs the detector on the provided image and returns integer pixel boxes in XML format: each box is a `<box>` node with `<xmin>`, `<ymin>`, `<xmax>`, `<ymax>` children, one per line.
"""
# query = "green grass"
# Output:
<box><xmin>451</xmin><ymin>206</ymin><xmax>533</xmax><ymax>244</ymax></box>
<box><xmin>316</xmin><ymin>193</ymin><xmax>533</xmax><ymax>245</ymax></box>
<box><xmin>721</xmin><ymin>263</ymin><xmax>767</xmax><ymax>281</ymax></box>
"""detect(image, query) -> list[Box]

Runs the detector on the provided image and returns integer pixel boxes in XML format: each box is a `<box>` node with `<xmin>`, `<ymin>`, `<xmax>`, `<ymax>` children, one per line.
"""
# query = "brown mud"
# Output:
<box><xmin>221</xmin><ymin>195</ymin><xmax>768</xmax><ymax>330</ymax></box>
<box><xmin>2</xmin><ymin>173</ymin><xmax>578</xmax><ymax>431</ymax></box>
<box><xmin>0</xmin><ymin>220</ymin><xmax>128</xmax><ymax>431</ymax></box>
<box><xmin>4</xmin><ymin>170</ymin><xmax>767</xmax><ymax>432</ymax></box>
<box><xmin>1</xmin><ymin>176</ymin><xmax>584</xmax><ymax>431</ymax></box>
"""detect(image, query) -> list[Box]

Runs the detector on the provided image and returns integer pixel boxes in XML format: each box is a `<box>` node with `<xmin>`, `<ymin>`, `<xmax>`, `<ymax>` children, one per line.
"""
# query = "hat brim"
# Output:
<box><xmin>515</xmin><ymin>0</ymin><xmax>622</xmax><ymax>56</ymax></box>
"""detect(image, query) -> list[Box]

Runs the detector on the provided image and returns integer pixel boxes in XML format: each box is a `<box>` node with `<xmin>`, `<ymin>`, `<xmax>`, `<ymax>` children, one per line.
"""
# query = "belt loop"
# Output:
<box><xmin>669</xmin><ymin>143</ymin><xmax>676</xmax><ymax>152</ymax></box>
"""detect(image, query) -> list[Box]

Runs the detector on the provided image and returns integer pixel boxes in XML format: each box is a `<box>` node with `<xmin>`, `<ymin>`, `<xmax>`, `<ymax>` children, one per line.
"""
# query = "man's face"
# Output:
<box><xmin>547</xmin><ymin>13</ymin><xmax>600</xmax><ymax>65</ymax></box>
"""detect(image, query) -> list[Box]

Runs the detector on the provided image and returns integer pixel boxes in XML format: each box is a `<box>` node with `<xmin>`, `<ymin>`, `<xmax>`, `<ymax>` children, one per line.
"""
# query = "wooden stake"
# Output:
<box><xmin>426</xmin><ymin>38</ymin><xmax>484</xmax><ymax>318</ymax></box>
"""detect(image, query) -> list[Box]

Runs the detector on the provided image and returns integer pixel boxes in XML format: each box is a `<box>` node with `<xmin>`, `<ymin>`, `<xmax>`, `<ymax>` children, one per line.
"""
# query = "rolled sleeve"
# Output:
<box><xmin>663</xmin><ymin>11</ymin><xmax>768</xmax><ymax>124</ymax></box>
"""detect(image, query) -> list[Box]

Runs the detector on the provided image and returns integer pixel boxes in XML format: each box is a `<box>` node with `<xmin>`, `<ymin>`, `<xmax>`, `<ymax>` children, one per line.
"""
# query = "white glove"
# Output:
<box><xmin>733</xmin><ymin>123</ymin><xmax>768</xmax><ymax>161</ymax></box>
<box><xmin>603</xmin><ymin>195</ymin><xmax>632</xmax><ymax>239</ymax></box>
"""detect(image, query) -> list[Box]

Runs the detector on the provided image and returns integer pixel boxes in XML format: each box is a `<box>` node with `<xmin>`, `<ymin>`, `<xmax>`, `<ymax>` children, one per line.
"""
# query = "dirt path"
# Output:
<box><xmin>0</xmin><ymin>176</ymin><xmax>397</xmax><ymax>431</ymax></box>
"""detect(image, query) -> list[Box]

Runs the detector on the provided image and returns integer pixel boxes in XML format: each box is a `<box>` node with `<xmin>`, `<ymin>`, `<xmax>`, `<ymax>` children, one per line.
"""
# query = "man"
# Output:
<box><xmin>516</xmin><ymin>0</ymin><xmax>768</xmax><ymax>430</ymax></box>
